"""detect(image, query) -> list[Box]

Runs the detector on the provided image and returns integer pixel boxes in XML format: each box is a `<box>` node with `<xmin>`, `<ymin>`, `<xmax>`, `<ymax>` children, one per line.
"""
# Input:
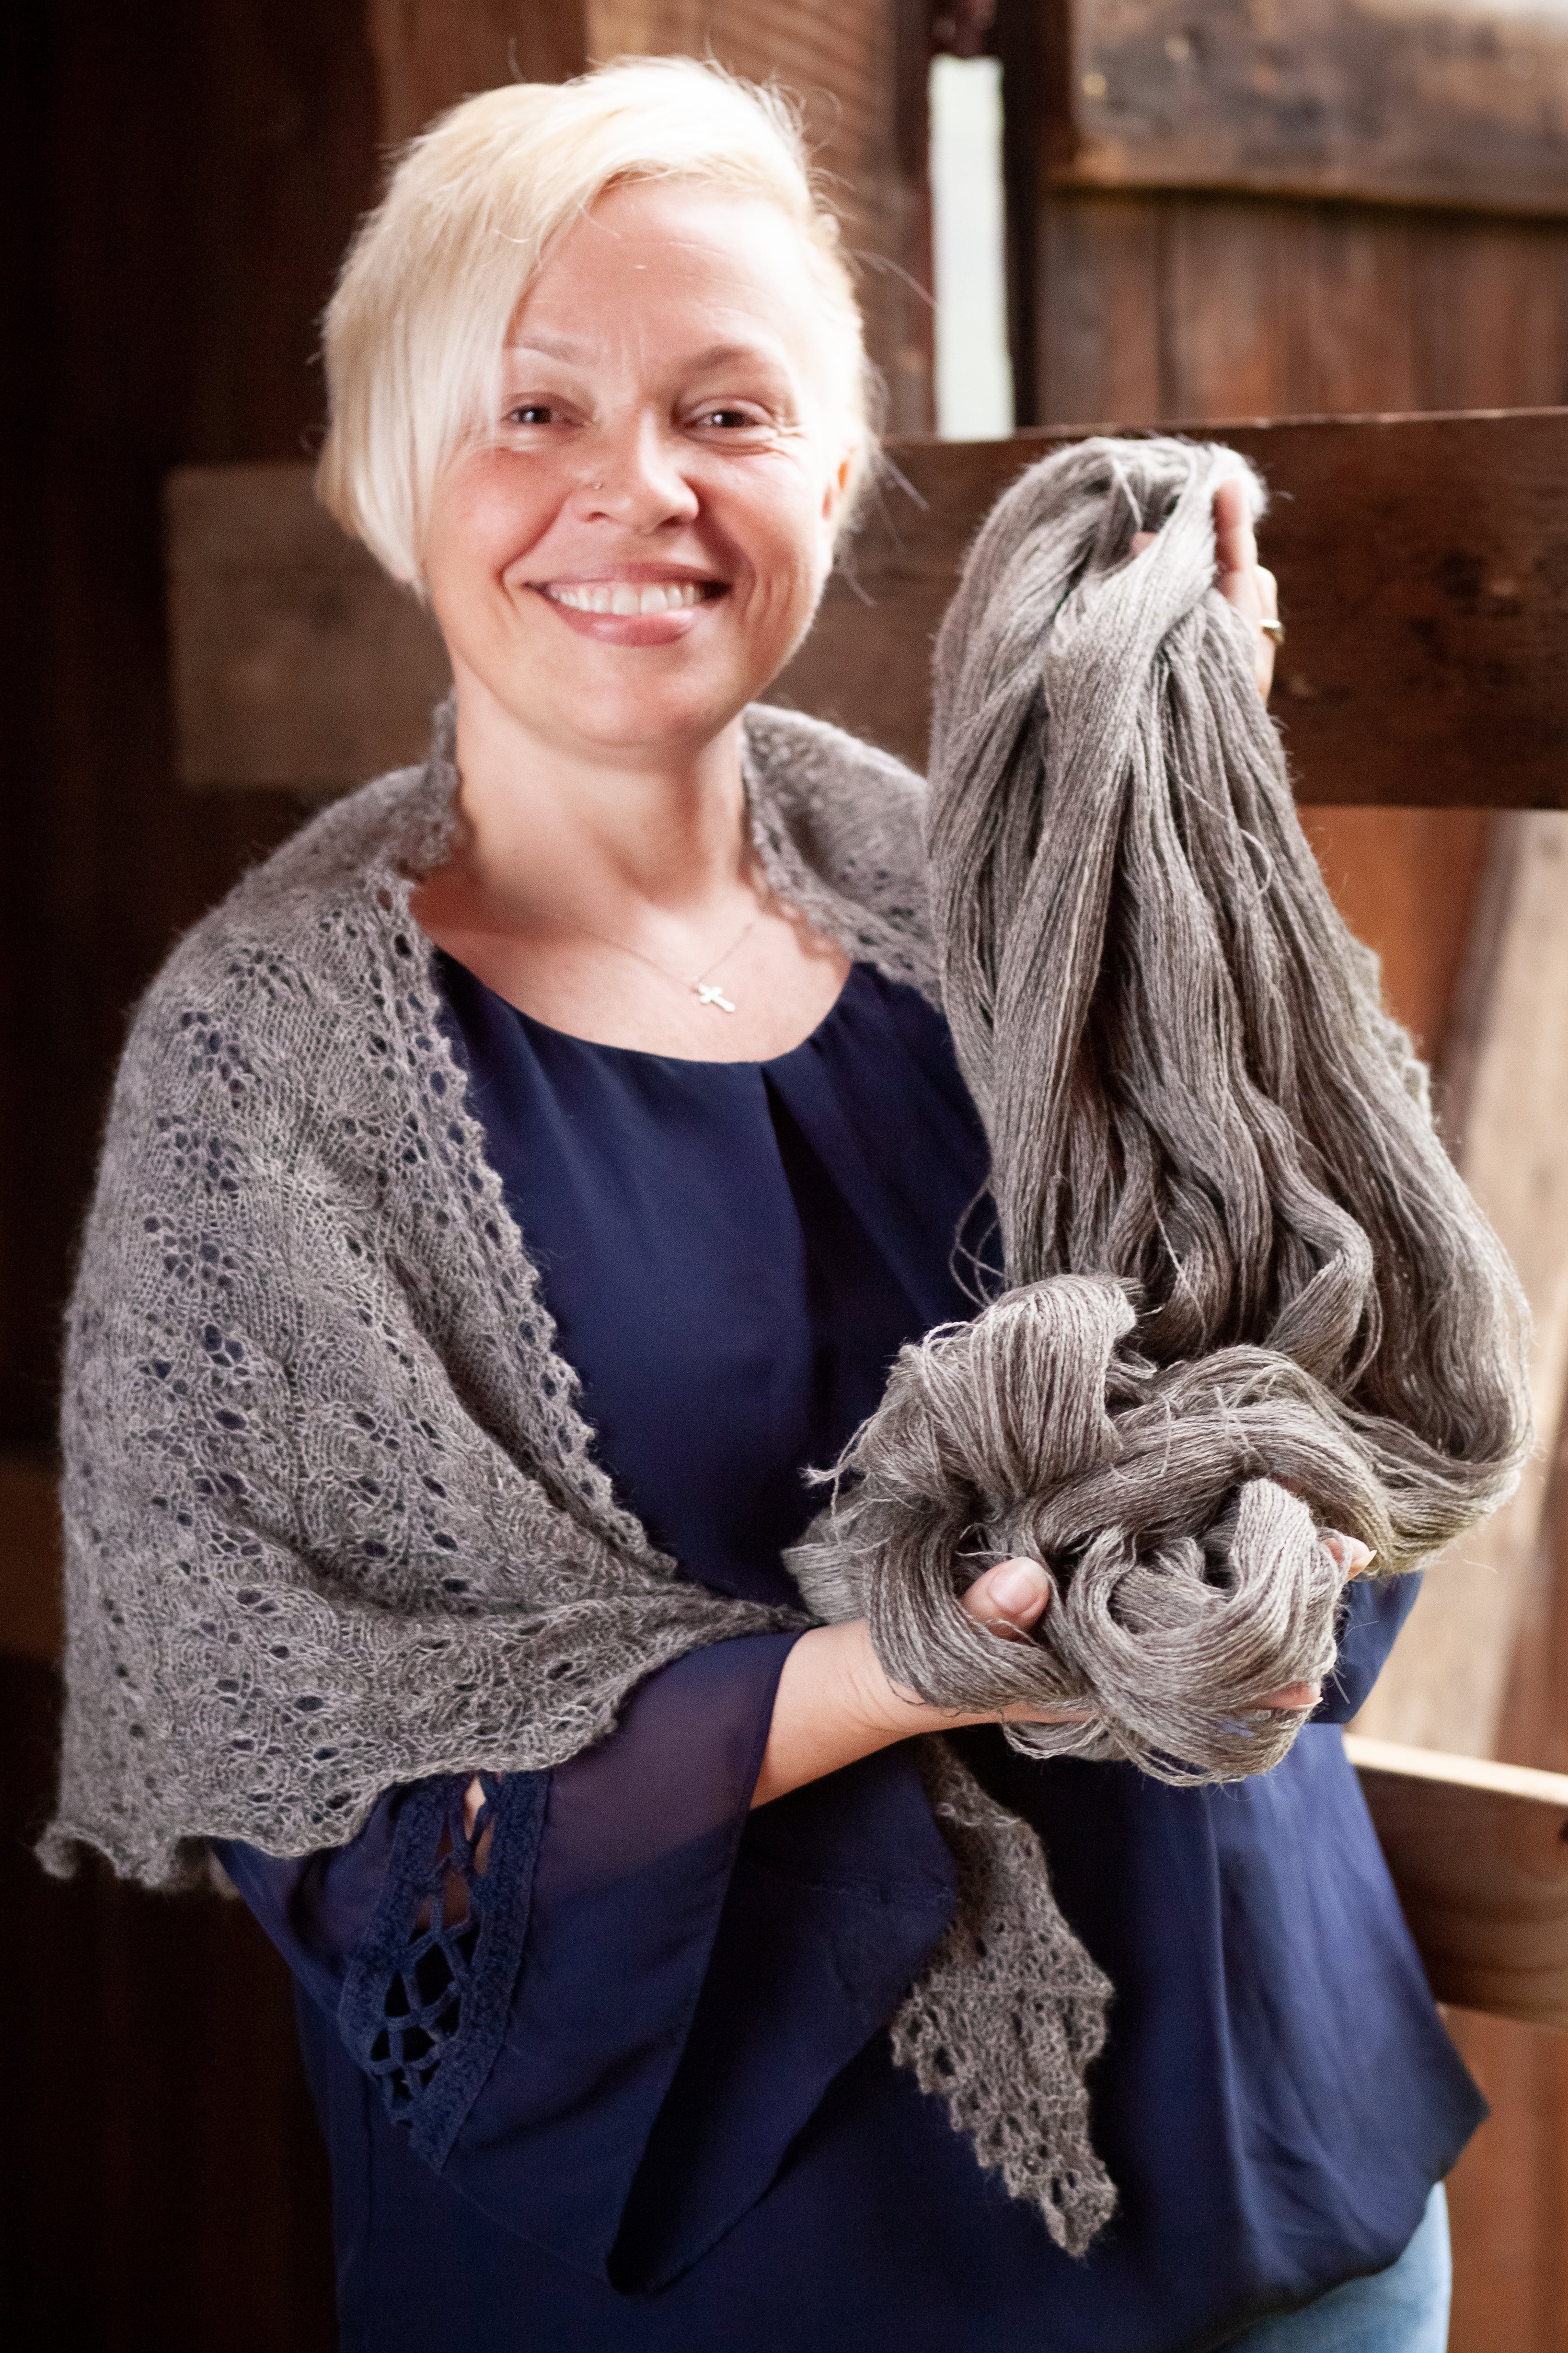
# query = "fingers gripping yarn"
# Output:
<box><xmin>794</xmin><ymin>436</ymin><xmax>1530</xmax><ymax>1779</ymax></box>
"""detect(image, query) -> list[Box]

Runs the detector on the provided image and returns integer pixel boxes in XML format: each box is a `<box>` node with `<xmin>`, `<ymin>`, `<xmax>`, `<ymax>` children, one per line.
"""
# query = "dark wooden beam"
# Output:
<box><xmin>1043</xmin><ymin>0</ymin><xmax>1568</xmax><ymax>218</ymax></box>
<box><xmin>165</xmin><ymin>408</ymin><xmax>1568</xmax><ymax>807</ymax></box>
<box><xmin>164</xmin><ymin>463</ymin><xmax>452</xmax><ymax>796</ymax></box>
<box><xmin>781</xmin><ymin>407</ymin><xmax>1568</xmax><ymax>807</ymax></box>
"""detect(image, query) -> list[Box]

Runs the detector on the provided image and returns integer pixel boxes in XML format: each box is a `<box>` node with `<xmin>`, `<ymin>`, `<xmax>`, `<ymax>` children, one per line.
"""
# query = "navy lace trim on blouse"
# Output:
<box><xmin>216</xmin><ymin>959</ymin><xmax>1483</xmax><ymax>2353</ymax></box>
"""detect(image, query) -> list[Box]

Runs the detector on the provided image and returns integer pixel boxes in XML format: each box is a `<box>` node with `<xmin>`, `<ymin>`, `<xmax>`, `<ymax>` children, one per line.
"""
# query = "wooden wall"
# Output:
<box><xmin>997</xmin><ymin>3</ymin><xmax>1568</xmax><ymax>1075</ymax></box>
<box><xmin>0</xmin><ymin>4</ymin><xmax>376</xmax><ymax>2342</ymax></box>
<box><xmin>993</xmin><ymin>8</ymin><xmax>1568</xmax><ymax>2343</ymax></box>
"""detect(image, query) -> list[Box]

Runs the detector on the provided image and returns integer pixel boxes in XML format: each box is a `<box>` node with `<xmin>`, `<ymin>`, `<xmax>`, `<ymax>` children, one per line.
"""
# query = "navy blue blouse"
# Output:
<box><xmin>219</xmin><ymin>959</ymin><xmax>1483</xmax><ymax>2353</ymax></box>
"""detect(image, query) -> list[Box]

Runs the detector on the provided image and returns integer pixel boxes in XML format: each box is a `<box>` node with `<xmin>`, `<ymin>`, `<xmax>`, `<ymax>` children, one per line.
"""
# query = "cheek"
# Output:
<box><xmin>733</xmin><ymin>475</ymin><xmax>833</xmax><ymax>615</ymax></box>
<box><xmin>424</xmin><ymin>459</ymin><xmax>552</xmax><ymax>607</ymax></box>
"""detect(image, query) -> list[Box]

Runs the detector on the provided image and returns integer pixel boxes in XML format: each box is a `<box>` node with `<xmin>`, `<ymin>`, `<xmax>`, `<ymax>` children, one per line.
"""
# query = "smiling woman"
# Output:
<box><xmin>46</xmin><ymin>54</ymin><xmax>1463</xmax><ymax>2353</ymax></box>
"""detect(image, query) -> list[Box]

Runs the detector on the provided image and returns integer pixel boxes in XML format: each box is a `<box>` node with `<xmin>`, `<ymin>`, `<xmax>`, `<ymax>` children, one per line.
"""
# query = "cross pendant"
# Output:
<box><xmin>695</xmin><ymin>983</ymin><xmax>738</xmax><ymax>1013</ymax></box>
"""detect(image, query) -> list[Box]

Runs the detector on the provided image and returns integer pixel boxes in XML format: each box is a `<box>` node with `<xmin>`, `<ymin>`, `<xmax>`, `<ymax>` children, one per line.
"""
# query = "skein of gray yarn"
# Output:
<box><xmin>790</xmin><ymin>436</ymin><xmax>1530</xmax><ymax>1782</ymax></box>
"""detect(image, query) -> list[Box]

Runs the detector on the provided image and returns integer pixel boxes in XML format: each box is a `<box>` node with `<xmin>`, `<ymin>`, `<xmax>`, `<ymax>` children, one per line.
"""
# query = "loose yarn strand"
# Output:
<box><xmin>791</xmin><ymin>435</ymin><xmax>1531</xmax><ymax>1784</ymax></box>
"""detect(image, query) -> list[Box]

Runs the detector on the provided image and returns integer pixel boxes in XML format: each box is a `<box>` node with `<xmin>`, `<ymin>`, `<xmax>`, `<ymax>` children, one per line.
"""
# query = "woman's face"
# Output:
<box><xmin>421</xmin><ymin>179</ymin><xmax>854</xmax><ymax>772</ymax></box>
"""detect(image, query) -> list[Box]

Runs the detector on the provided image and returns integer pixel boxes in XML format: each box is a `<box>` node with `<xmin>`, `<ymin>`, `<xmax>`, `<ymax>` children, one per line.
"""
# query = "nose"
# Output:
<box><xmin>575</xmin><ymin>415</ymin><xmax>700</xmax><ymax>531</ymax></box>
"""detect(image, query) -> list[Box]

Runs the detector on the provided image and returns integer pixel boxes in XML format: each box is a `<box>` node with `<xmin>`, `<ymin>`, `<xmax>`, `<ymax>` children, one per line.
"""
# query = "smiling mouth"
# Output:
<box><xmin>543</xmin><ymin>580</ymin><xmax>718</xmax><ymax>616</ymax></box>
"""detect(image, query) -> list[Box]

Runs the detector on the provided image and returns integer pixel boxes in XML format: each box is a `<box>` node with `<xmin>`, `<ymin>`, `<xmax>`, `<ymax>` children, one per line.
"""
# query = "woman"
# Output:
<box><xmin>47</xmin><ymin>58</ymin><xmax>1468</xmax><ymax>2351</ymax></box>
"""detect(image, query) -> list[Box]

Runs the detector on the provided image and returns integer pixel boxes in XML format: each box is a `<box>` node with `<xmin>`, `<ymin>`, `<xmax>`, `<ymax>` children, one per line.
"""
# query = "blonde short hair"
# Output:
<box><xmin>317</xmin><ymin>57</ymin><xmax>878</xmax><ymax>584</ymax></box>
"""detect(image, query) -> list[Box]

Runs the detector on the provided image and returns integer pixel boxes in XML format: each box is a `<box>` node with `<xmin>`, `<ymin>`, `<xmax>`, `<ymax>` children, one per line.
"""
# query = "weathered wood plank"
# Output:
<box><xmin>165</xmin><ymin>409</ymin><xmax>1568</xmax><ymax>805</ymax></box>
<box><xmin>164</xmin><ymin>463</ymin><xmax>452</xmax><ymax>793</ymax></box>
<box><xmin>366</xmin><ymin>0</ymin><xmax>588</xmax><ymax>144</ymax></box>
<box><xmin>1355</xmin><ymin>811</ymin><xmax>1568</xmax><ymax>1758</ymax></box>
<box><xmin>1345</xmin><ymin>1735</ymin><xmax>1568</xmax><ymax>2032</ymax></box>
<box><xmin>1050</xmin><ymin>0</ymin><xmax>1568</xmax><ymax>217</ymax></box>
<box><xmin>781</xmin><ymin>407</ymin><xmax>1568</xmax><ymax>807</ymax></box>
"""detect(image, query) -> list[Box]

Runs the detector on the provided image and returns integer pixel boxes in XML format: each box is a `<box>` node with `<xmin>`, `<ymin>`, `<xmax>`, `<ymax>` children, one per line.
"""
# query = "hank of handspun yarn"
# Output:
<box><xmin>790</xmin><ymin>435</ymin><xmax>1531</xmax><ymax>1782</ymax></box>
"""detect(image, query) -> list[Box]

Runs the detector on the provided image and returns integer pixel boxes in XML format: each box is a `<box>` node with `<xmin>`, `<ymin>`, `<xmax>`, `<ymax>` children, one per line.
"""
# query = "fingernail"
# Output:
<box><xmin>991</xmin><ymin>1559</ymin><xmax>1049</xmax><ymax>1613</ymax></box>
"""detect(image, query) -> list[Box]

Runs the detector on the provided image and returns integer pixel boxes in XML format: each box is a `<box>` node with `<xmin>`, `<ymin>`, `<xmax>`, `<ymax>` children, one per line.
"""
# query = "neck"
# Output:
<box><xmin>442</xmin><ymin>663</ymin><xmax>752</xmax><ymax>928</ymax></box>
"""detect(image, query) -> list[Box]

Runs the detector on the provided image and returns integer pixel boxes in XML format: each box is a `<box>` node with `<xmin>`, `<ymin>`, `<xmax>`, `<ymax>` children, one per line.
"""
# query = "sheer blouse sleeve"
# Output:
<box><xmin>217</xmin><ymin>1628</ymin><xmax>958</xmax><ymax>2291</ymax></box>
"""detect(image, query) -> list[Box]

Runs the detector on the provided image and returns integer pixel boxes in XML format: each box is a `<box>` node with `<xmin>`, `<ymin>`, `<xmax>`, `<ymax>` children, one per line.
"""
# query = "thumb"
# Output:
<box><xmin>962</xmin><ymin>1557</ymin><xmax>1051</xmax><ymax>1643</ymax></box>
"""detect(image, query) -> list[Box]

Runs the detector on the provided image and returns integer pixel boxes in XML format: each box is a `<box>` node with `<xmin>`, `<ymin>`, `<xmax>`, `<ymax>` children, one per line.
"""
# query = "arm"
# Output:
<box><xmin>461</xmin><ymin>1535</ymin><xmax>1370</xmax><ymax>1831</ymax></box>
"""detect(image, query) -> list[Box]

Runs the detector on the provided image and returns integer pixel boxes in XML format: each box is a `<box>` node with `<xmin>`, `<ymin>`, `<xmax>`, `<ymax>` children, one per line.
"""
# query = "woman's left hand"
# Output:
<box><xmin>1131</xmin><ymin>476</ymin><xmax>1281</xmax><ymax>702</ymax></box>
<box><xmin>972</xmin><ymin>1528</ymin><xmax>1372</xmax><ymax>1715</ymax></box>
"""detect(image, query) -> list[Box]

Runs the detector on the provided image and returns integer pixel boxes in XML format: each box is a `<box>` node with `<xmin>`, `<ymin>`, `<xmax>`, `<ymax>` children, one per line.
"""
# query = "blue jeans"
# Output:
<box><xmin>1222</xmin><ymin>2187</ymin><xmax>1450</xmax><ymax>2353</ymax></box>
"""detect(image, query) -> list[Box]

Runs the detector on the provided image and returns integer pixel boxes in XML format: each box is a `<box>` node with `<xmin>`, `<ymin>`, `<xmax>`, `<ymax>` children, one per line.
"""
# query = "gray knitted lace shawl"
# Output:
<box><xmin>43</xmin><ymin>699</ymin><xmax>1117</xmax><ymax>2255</ymax></box>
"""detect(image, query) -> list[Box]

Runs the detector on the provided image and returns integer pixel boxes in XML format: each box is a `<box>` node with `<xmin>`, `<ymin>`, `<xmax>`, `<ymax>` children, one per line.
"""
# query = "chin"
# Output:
<box><xmin>543</xmin><ymin>653</ymin><xmax>772</xmax><ymax>757</ymax></box>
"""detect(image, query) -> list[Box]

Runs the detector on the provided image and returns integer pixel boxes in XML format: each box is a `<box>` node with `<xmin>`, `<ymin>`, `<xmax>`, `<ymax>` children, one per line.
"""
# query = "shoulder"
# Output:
<box><xmin>741</xmin><ymin>704</ymin><xmax>933</xmax><ymax>968</ymax></box>
<box><xmin>130</xmin><ymin>750</ymin><xmax>449</xmax><ymax>1045</ymax></box>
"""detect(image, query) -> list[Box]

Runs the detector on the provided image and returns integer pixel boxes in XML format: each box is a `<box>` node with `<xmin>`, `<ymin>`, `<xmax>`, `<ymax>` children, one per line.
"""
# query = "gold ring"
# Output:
<box><xmin>1260</xmin><ymin>618</ymin><xmax>1285</xmax><ymax>645</ymax></box>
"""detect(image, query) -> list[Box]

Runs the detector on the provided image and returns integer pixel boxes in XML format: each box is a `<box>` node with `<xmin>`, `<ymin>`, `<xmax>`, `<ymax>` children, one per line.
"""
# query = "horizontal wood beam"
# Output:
<box><xmin>1048</xmin><ymin>0</ymin><xmax>1568</xmax><ymax>218</ymax></box>
<box><xmin>1344</xmin><ymin>1734</ymin><xmax>1568</xmax><ymax>2032</ymax></box>
<box><xmin>780</xmin><ymin>408</ymin><xmax>1568</xmax><ymax>807</ymax></box>
<box><xmin>165</xmin><ymin>409</ymin><xmax>1568</xmax><ymax>805</ymax></box>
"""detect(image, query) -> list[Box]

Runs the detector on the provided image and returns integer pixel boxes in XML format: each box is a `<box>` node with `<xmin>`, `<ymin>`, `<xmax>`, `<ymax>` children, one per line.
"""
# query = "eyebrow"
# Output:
<box><xmin>504</xmin><ymin>333</ymin><xmax>790</xmax><ymax>377</ymax></box>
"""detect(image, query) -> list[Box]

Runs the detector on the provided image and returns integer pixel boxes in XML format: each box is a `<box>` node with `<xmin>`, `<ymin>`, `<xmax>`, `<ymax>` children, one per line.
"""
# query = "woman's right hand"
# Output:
<box><xmin>749</xmin><ymin>1533</ymin><xmax>1373</xmax><ymax>1810</ymax></box>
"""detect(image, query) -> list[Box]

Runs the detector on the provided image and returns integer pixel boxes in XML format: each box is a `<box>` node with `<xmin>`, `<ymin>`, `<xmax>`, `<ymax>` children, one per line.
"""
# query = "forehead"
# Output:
<box><xmin>509</xmin><ymin>181</ymin><xmax>822</xmax><ymax>376</ymax></box>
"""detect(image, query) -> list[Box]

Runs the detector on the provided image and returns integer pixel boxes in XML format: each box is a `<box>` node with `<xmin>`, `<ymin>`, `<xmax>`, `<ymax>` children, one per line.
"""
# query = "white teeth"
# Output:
<box><xmin>548</xmin><ymin>580</ymin><xmax>706</xmax><ymax>614</ymax></box>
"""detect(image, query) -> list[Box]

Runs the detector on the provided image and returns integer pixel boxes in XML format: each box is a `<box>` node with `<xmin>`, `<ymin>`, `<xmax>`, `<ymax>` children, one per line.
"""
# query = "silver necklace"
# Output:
<box><xmin>566</xmin><ymin>907</ymin><xmax>761</xmax><ymax>1014</ymax></box>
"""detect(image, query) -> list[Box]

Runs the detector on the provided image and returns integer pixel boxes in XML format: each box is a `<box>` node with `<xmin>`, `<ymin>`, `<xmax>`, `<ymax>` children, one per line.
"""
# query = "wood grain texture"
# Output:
<box><xmin>366</xmin><ymin>0</ymin><xmax>589</xmax><ymax>142</ymax></box>
<box><xmin>1</xmin><ymin>1657</ymin><xmax>337</xmax><ymax>2350</ymax></box>
<box><xmin>165</xmin><ymin>463</ymin><xmax>451</xmax><ymax>793</ymax></box>
<box><xmin>0</xmin><ymin>0</ymin><xmax>378</xmax><ymax>1461</ymax></box>
<box><xmin>1022</xmin><ymin>188</ymin><xmax>1568</xmax><ymax>431</ymax></box>
<box><xmin>1356</xmin><ymin>813</ymin><xmax>1568</xmax><ymax>1758</ymax></box>
<box><xmin>1050</xmin><ymin>0</ymin><xmax>1568</xmax><ymax>216</ymax></box>
<box><xmin>784</xmin><ymin>406</ymin><xmax>1568</xmax><ymax>807</ymax></box>
<box><xmin>1442</xmin><ymin>2009</ymin><xmax>1568</xmax><ymax>2353</ymax></box>
<box><xmin>0</xmin><ymin>9</ymin><xmax>375</xmax><ymax>2340</ymax></box>
<box><xmin>1297</xmin><ymin>806</ymin><xmax>1489</xmax><ymax>1059</ymax></box>
<box><xmin>164</xmin><ymin>410</ymin><xmax>1568</xmax><ymax>806</ymax></box>
<box><xmin>1345</xmin><ymin>1735</ymin><xmax>1568</xmax><ymax>2032</ymax></box>
<box><xmin>1439</xmin><ymin>1404</ymin><xmax>1568</xmax><ymax>2350</ymax></box>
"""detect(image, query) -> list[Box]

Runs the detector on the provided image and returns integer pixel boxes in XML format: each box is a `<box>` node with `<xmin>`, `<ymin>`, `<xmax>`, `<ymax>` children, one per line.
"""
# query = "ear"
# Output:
<box><xmin>822</xmin><ymin>446</ymin><xmax>853</xmax><ymax>523</ymax></box>
<box><xmin>817</xmin><ymin>445</ymin><xmax>855</xmax><ymax>568</ymax></box>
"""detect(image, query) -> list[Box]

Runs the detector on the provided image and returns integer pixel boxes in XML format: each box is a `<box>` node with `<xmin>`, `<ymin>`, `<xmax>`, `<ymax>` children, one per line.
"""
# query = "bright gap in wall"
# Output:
<box><xmin>930</xmin><ymin>52</ymin><xmax>1015</xmax><ymax>440</ymax></box>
